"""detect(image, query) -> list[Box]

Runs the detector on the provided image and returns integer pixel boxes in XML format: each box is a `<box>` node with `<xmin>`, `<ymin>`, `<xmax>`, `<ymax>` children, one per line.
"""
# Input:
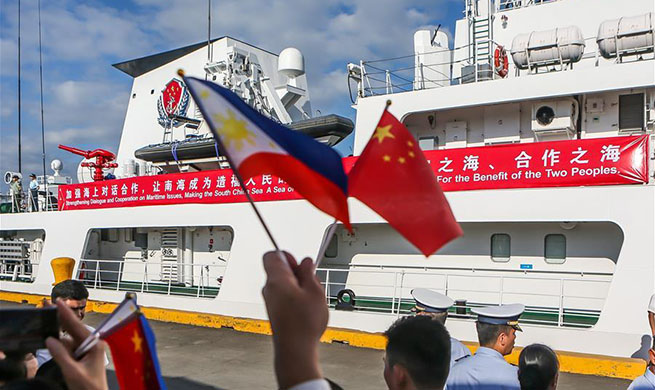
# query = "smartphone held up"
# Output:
<box><xmin>0</xmin><ymin>306</ymin><xmax>59</xmax><ymax>352</ymax></box>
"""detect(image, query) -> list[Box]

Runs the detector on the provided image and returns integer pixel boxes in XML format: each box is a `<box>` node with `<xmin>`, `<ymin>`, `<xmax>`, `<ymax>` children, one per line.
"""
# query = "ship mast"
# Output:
<box><xmin>38</xmin><ymin>0</ymin><xmax>47</xmax><ymax>187</ymax></box>
<box><xmin>17</xmin><ymin>0</ymin><xmax>22</xmax><ymax>173</ymax></box>
<box><xmin>206</xmin><ymin>0</ymin><xmax>212</xmax><ymax>80</ymax></box>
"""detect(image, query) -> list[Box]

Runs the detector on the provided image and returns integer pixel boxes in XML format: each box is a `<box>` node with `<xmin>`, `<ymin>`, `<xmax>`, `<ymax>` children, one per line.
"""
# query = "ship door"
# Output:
<box><xmin>160</xmin><ymin>228</ymin><xmax>181</xmax><ymax>283</ymax></box>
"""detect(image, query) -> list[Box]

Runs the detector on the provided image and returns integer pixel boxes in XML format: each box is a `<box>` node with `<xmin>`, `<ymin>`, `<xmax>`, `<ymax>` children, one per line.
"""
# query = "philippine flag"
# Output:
<box><xmin>182</xmin><ymin>75</ymin><xmax>351</xmax><ymax>229</ymax></box>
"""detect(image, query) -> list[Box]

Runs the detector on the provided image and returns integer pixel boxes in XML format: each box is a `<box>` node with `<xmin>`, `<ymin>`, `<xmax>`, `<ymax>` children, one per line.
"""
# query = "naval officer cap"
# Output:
<box><xmin>472</xmin><ymin>303</ymin><xmax>525</xmax><ymax>331</ymax></box>
<box><xmin>411</xmin><ymin>288</ymin><xmax>454</xmax><ymax>313</ymax></box>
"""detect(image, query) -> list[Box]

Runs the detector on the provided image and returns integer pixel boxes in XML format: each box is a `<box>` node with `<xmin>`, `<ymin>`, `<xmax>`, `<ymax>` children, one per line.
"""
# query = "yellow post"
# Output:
<box><xmin>50</xmin><ymin>257</ymin><xmax>75</xmax><ymax>285</ymax></box>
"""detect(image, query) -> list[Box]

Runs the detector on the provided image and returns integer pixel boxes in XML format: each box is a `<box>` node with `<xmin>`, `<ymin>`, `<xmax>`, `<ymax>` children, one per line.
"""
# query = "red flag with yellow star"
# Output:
<box><xmin>348</xmin><ymin>107</ymin><xmax>462</xmax><ymax>256</ymax></box>
<box><xmin>104</xmin><ymin>314</ymin><xmax>166</xmax><ymax>390</ymax></box>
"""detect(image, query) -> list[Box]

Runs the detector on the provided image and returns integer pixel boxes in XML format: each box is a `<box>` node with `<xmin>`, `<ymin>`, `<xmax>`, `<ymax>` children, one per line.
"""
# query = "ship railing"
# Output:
<box><xmin>77</xmin><ymin>258</ymin><xmax>224</xmax><ymax>299</ymax></box>
<box><xmin>0</xmin><ymin>191</ymin><xmax>57</xmax><ymax>214</ymax></box>
<box><xmin>355</xmin><ymin>42</ymin><xmax>479</xmax><ymax>98</ymax></box>
<box><xmin>0</xmin><ymin>259</ymin><xmax>36</xmax><ymax>282</ymax></box>
<box><xmin>316</xmin><ymin>267</ymin><xmax>610</xmax><ymax>328</ymax></box>
<box><xmin>354</xmin><ymin>34</ymin><xmax>653</xmax><ymax>99</ymax></box>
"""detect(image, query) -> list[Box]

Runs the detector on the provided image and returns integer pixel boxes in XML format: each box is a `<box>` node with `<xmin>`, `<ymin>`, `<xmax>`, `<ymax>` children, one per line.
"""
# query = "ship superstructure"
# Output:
<box><xmin>1</xmin><ymin>0</ymin><xmax>655</xmax><ymax>363</ymax></box>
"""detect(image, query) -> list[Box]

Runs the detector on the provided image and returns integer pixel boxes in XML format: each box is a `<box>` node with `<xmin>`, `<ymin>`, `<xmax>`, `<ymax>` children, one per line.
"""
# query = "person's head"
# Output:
<box><xmin>473</xmin><ymin>304</ymin><xmax>524</xmax><ymax>356</ymax></box>
<box><xmin>11</xmin><ymin>175</ymin><xmax>18</xmax><ymax>182</ymax></box>
<box><xmin>51</xmin><ymin>280</ymin><xmax>89</xmax><ymax>320</ymax></box>
<box><xmin>476</xmin><ymin>322</ymin><xmax>516</xmax><ymax>355</ymax></box>
<box><xmin>29</xmin><ymin>174</ymin><xmax>36</xmax><ymax>181</ymax></box>
<box><xmin>518</xmin><ymin>344</ymin><xmax>559</xmax><ymax>390</ymax></box>
<box><xmin>410</xmin><ymin>288</ymin><xmax>452</xmax><ymax>326</ymax></box>
<box><xmin>383</xmin><ymin>316</ymin><xmax>451</xmax><ymax>390</ymax></box>
<box><xmin>1</xmin><ymin>378</ymin><xmax>61</xmax><ymax>390</ymax></box>
<box><xmin>0</xmin><ymin>351</ymin><xmax>26</xmax><ymax>386</ymax></box>
<box><xmin>35</xmin><ymin>359</ymin><xmax>68</xmax><ymax>390</ymax></box>
<box><xmin>0</xmin><ymin>350</ymin><xmax>38</xmax><ymax>386</ymax></box>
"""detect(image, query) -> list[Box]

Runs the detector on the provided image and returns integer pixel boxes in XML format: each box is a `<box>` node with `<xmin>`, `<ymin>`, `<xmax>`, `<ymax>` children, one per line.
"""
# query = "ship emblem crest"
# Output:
<box><xmin>157</xmin><ymin>78</ymin><xmax>190</xmax><ymax>128</ymax></box>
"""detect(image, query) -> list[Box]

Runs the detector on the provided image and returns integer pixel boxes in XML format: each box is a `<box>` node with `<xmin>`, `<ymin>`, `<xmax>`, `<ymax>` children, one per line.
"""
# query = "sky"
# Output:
<box><xmin>0</xmin><ymin>0</ymin><xmax>462</xmax><ymax>182</ymax></box>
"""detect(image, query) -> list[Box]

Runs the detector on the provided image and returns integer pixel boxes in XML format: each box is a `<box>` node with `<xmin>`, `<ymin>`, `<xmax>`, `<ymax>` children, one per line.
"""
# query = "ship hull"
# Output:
<box><xmin>1</xmin><ymin>183</ymin><xmax>652</xmax><ymax>359</ymax></box>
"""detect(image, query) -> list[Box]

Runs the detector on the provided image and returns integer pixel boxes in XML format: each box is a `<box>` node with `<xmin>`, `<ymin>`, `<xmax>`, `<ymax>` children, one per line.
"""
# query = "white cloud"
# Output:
<box><xmin>1</xmin><ymin>77</ymin><xmax>126</xmax><ymax>178</ymax></box>
<box><xmin>309</xmin><ymin>69</ymin><xmax>351</xmax><ymax>115</ymax></box>
<box><xmin>0</xmin><ymin>38</ymin><xmax>18</xmax><ymax>77</ymax></box>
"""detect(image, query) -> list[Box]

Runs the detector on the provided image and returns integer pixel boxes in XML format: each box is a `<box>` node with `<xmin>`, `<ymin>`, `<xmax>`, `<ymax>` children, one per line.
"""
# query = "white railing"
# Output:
<box><xmin>354</xmin><ymin>42</ymin><xmax>482</xmax><ymax>98</ymax></box>
<box><xmin>0</xmin><ymin>240</ymin><xmax>38</xmax><ymax>282</ymax></box>
<box><xmin>316</xmin><ymin>267</ymin><xmax>610</xmax><ymax>328</ymax></box>
<box><xmin>1</xmin><ymin>191</ymin><xmax>58</xmax><ymax>213</ymax></box>
<box><xmin>0</xmin><ymin>261</ymin><xmax>36</xmax><ymax>282</ymax></box>
<box><xmin>353</xmin><ymin>35</ymin><xmax>654</xmax><ymax>99</ymax></box>
<box><xmin>78</xmin><ymin>259</ymin><xmax>225</xmax><ymax>299</ymax></box>
<box><xmin>76</xmin><ymin>259</ymin><xmax>608</xmax><ymax>326</ymax></box>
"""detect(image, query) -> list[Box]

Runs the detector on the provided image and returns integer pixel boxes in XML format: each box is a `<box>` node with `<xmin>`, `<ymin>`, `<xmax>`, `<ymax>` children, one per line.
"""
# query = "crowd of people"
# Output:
<box><xmin>0</xmin><ymin>251</ymin><xmax>652</xmax><ymax>389</ymax></box>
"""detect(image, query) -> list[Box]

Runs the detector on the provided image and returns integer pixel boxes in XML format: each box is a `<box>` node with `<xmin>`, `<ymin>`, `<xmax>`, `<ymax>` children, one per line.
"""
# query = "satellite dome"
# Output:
<box><xmin>51</xmin><ymin>159</ymin><xmax>63</xmax><ymax>175</ymax></box>
<box><xmin>278</xmin><ymin>47</ymin><xmax>305</xmax><ymax>78</ymax></box>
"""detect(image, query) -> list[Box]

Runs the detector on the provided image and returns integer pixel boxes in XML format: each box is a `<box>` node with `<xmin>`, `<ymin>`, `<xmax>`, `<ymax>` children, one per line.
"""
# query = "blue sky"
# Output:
<box><xmin>0</xmin><ymin>0</ymin><xmax>462</xmax><ymax>181</ymax></box>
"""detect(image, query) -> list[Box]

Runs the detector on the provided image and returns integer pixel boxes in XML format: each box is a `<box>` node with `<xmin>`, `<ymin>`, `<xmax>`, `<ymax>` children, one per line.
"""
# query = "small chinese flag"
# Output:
<box><xmin>348</xmin><ymin>106</ymin><xmax>462</xmax><ymax>256</ymax></box>
<box><xmin>104</xmin><ymin>314</ymin><xmax>166</xmax><ymax>390</ymax></box>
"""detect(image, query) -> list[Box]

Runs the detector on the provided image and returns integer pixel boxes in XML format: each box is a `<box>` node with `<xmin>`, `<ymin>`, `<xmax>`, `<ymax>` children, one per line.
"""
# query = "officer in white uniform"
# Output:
<box><xmin>446</xmin><ymin>303</ymin><xmax>525</xmax><ymax>390</ymax></box>
<box><xmin>629</xmin><ymin>369</ymin><xmax>655</xmax><ymax>390</ymax></box>
<box><xmin>411</xmin><ymin>288</ymin><xmax>472</xmax><ymax>367</ymax></box>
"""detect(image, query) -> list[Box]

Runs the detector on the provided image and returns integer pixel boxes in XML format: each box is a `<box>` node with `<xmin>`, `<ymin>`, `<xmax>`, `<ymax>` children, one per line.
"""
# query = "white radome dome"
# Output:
<box><xmin>51</xmin><ymin>159</ymin><xmax>63</xmax><ymax>173</ymax></box>
<box><xmin>278</xmin><ymin>47</ymin><xmax>305</xmax><ymax>78</ymax></box>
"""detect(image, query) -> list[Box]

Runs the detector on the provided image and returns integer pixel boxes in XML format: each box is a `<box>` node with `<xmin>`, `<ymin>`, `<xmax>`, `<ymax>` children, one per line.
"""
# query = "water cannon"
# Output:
<box><xmin>58</xmin><ymin>144</ymin><xmax>118</xmax><ymax>182</ymax></box>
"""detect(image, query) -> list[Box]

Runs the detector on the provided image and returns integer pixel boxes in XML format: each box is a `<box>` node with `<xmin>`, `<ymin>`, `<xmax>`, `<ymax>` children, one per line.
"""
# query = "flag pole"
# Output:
<box><xmin>223</xmin><ymin>153</ymin><xmax>281</xmax><ymax>251</ymax></box>
<box><xmin>178</xmin><ymin>69</ymin><xmax>280</xmax><ymax>251</ymax></box>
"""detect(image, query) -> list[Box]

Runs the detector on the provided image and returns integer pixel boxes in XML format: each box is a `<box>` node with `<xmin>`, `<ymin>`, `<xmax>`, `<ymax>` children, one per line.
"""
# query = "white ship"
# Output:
<box><xmin>2</xmin><ymin>0</ymin><xmax>655</xmax><ymax>375</ymax></box>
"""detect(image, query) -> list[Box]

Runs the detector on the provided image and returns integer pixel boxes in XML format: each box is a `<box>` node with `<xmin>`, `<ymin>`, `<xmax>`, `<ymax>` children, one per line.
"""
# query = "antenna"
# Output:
<box><xmin>17</xmin><ymin>0</ymin><xmax>22</xmax><ymax>174</ymax></box>
<box><xmin>207</xmin><ymin>0</ymin><xmax>212</xmax><ymax>62</ymax></box>
<box><xmin>38</xmin><ymin>0</ymin><xmax>47</xmax><ymax>194</ymax></box>
<box><xmin>431</xmin><ymin>24</ymin><xmax>442</xmax><ymax>45</ymax></box>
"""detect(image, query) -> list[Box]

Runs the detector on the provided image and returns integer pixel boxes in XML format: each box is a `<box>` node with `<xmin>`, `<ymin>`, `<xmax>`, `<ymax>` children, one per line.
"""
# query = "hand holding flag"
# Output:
<box><xmin>348</xmin><ymin>102</ymin><xmax>462</xmax><ymax>256</ymax></box>
<box><xmin>70</xmin><ymin>298</ymin><xmax>166</xmax><ymax>390</ymax></box>
<box><xmin>45</xmin><ymin>300</ymin><xmax>109</xmax><ymax>390</ymax></box>
<box><xmin>100</xmin><ymin>299</ymin><xmax>166</xmax><ymax>390</ymax></box>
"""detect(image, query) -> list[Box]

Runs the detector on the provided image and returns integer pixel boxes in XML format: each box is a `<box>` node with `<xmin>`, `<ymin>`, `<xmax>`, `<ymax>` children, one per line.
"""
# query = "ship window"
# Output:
<box><xmin>101</xmin><ymin>229</ymin><xmax>119</xmax><ymax>242</ymax></box>
<box><xmin>545</xmin><ymin>234</ymin><xmax>566</xmax><ymax>264</ymax></box>
<box><xmin>491</xmin><ymin>234</ymin><xmax>511</xmax><ymax>262</ymax></box>
<box><xmin>419</xmin><ymin>136</ymin><xmax>438</xmax><ymax>151</ymax></box>
<box><xmin>619</xmin><ymin>93</ymin><xmax>644</xmax><ymax>130</ymax></box>
<box><xmin>325</xmin><ymin>235</ymin><xmax>338</xmax><ymax>258</ymax></box>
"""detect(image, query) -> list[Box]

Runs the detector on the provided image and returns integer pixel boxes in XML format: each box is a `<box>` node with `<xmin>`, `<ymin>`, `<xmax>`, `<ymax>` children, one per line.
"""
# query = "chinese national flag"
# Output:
<box><xmin>348</xmin><ymin>107</ymin><xmax>462</xmax><ymax>256</ymax></box>
<box><xmin>104</xmin><ymin>315</ymin><xmax>166</xmax><ymax>390</ymax></box>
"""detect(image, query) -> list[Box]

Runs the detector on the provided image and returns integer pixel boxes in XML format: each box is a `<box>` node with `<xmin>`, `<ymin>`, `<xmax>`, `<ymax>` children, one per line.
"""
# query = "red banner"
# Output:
<box><xmin>58</xmin><ymin>170</ymin><xmax>302</xmax><ymax>211</ymax></box>
<box><xmin>59</xmin><ymin>135</ymin><xmax>649</xmax><ymax>211</ymax></box>
<box><xmin>418</xmin><ymin>134</ymin><xmax>649</xmax><ymax>192</ymax></box>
